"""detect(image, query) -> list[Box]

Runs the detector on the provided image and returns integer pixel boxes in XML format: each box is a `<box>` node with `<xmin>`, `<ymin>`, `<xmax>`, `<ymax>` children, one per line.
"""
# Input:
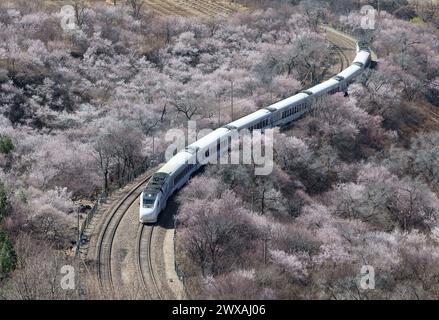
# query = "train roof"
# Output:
<box><xmin>337</xmin><ymin>64</ymin><xmax>362</xmax><ymax>79</ymax></box>
<box><xmin>226</xmin><ymin>109</ymin><xmax>271</xmax><ymax>130</ymax></box>
<box><xmin>353</xmin><ymin>50</ymin><xmax>371</xmax><ymax>65</ymax></box>
<box><xmin>143</xmin><ymin>172</ymin><xmax>168</xmax><ymax>196</ymax></box>
<box><xmin>189</xmin><ymin>128</ymin><xmax>230</xmax><ymax>150</ymax></box>
<box><xmin>157</xmin><ymin>151</ymin><xmax>193</xmax><ymax>175</ymax></box>
<box><xmin>265</xmin><ymin>92</ymin><xmax>309</xmax><ymax>112</ymax></box>
<box><xmin>307</xmin><ymin>78</ymin><xmax>340</xmax><ymax>94</ymax></box>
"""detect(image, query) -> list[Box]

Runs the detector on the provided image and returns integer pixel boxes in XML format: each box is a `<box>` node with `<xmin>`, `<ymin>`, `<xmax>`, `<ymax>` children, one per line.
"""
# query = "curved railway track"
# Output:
<box><xmin>323</xmin><ymin>27</ymin><xmax>359</xmax><ymax>79</ymax></box>
<box><xmin>95</xmin><ymin>175</ymin><xmax>152</xmax><ymax>293</ymax></box>
<box><xmin>334</xmin><ymin>43</ymin><xmax>350</xmax><ymax>72</ymax></box>
<box><xmin>135</xmin><ymin>224</ymin><xmax>163</xmax><ymax>299</ymax></box>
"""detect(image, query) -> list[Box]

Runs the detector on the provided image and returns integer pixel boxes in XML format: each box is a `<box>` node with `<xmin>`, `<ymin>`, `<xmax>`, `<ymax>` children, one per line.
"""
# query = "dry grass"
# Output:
<box><xmin>139</xmin><ymin>0</ymin><xmax>245</xmax><ymax>18</ymax></box>
<box><xmin>36</xmin><ymin>0</ymin><xmax>245</xmax><ymax>17</ymax></box>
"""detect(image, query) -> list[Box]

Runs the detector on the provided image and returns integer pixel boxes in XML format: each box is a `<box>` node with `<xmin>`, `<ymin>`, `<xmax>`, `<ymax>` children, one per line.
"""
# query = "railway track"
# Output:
<box><xmin>90</xmin><ymin>167</ymin><xmax>183</xmax><ymax>300</ymax></box>
<box><xmin>135</xmin><ymin>224</ymin><xmax>163</xmax><ymax>299</ymax></box>
<box><xmin>334</xmin><ymin>43</ymin><xmax>350</xmax><ymax>72</ymax></box>
<box><xmin>319</xmin><ymin>29</ymin><xmax>354</xmax><ymax>80</ymax></box>
<box><xmin>95</xmin><ymin>174</ymin><xmax>153</xmax><ymax>294</ymax></box>
<box><xmin>324</xmin><ymin>27</ymin><xmax>359</xmax><ymax>76</ymax></box>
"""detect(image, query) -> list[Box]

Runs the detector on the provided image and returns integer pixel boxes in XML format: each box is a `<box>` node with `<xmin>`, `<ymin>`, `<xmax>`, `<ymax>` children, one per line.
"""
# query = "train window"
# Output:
<box><xmin>176</xmin><ymin>164</ymin><xmax>191</xmax><ymax>184</ymax></box>
<box><xmin>143</xmin><ymin>198</ymin><xmax>154</xmax><ymax>208</ymax></box>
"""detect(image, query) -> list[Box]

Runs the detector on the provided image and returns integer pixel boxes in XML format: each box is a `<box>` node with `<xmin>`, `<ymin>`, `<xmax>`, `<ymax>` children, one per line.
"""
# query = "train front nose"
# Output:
<box><xmin>139</xmin><ymin>207</ymin><xmax>158</xmax><ymax>224</ymax></box>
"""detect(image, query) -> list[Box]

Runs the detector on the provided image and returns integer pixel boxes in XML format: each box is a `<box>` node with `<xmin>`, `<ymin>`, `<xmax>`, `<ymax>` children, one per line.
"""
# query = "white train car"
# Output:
<box><xmin>307</xmin><ymin>78</ymin><xmax>341</xmax><ymax>97</ymax></box>
<box><xmin>267</xmin><ymin>92</ymin><xmax>309</xmax><ymax>126</ymax></box>
<box><xmin>139</xmin><ymin>128</ymin><xmax>232</xmax><ymax>223</ymax></box>
<box><xmin>225</xmin><ymin>109</ymin><xmax>273</xmax><ymax>131</ymax></box>
<box><xmin>189</xmin><ymin>128</ymin><xmax>231</xmax><ymax>165</ymax></box>
<box><xmin>353</xmin><ymin>44</ymin><xmax>372</xmax><ymax>67</ymax></box>
<box><xmin>335</xmin><ymin>64</ymin><xmax>363</xmax><ymax>90</ymax></box>
<box><xmin>139</xmin><ymin>150</ymin><xmax>194</xmax><ymax>223</ymax></box>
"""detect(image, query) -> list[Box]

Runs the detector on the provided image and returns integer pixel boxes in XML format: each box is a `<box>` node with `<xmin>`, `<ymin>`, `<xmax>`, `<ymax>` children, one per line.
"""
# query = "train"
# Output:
<box><xmin>139</xmin><ymin>42</ymin><xmax>372</xmax><ymax>223</ymax></box>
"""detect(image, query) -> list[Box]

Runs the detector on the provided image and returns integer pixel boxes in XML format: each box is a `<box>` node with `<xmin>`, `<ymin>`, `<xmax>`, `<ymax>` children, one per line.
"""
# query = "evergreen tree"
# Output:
<box><xmin>0</xmin><ymin>182</ymin><xmax>8</xmax><ymax>222</ymax></box>
<box><xmin>0</xmin><ymin>135</ymin><xmax>14</xmax><ymax>155</ymax></box>
<box><xmin>0</xmin><ymin>229</ymin><xmax>17</xmax><ymax>278</ymax></box>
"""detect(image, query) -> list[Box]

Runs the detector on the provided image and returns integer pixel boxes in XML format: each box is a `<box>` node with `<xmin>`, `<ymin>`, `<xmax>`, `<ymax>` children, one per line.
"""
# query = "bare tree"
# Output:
<box><xmin>72</xmin><ymin>0</ymin><xmax>87</xmax><ymax>28</ymax></box>
<box><xmin>3</xmin><ymin>235</ymin><xmax>79</xmax><ymax>300</ymax></box>
<box><xmin>127</xmin><ymin>0</ymin><xmax>144</xmax><ymax>19</ymax></box>
<box><xmin>93</xmin><ymin>135</ymin><xmax>113</xmax><ymax>195</ymax></box>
